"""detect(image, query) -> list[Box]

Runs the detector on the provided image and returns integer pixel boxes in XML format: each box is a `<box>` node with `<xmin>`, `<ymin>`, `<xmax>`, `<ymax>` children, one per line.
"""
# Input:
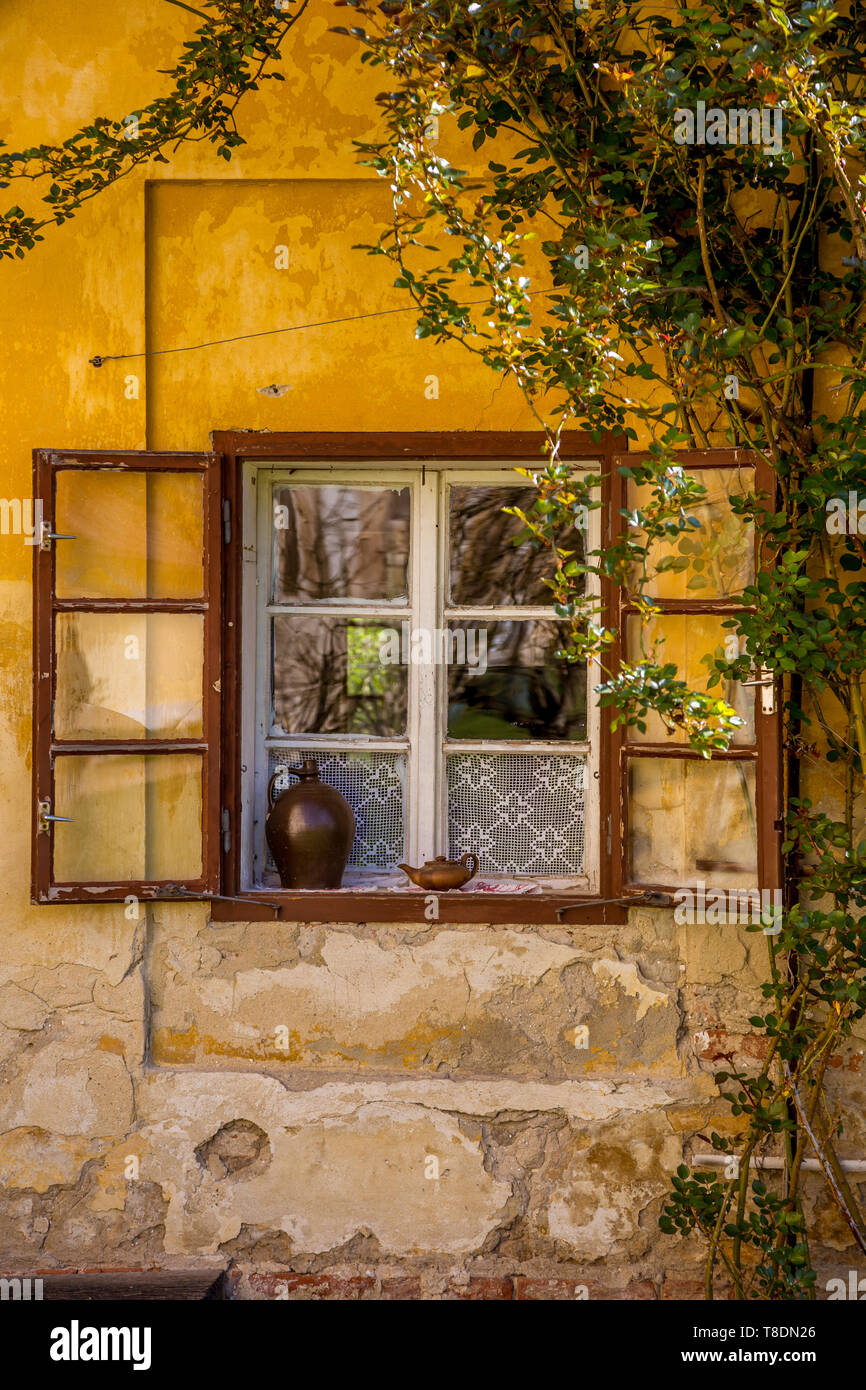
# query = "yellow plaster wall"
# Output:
<box><xmin>0</xmin><ymin>0</ymin><xmax>860</xmax><ymax>1289</ymax></box>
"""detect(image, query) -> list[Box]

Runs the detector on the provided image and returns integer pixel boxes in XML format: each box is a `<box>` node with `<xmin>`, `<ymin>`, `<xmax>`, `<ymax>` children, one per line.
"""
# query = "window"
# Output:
<box><xmin>31</xmin><ymin>449</ymin><xmax>221</xmax><ymax>902</ymax></box>
<box><xmin>32</xmin><ymin>434</ymin><xmax>780</xmax><ymax>925</ymax></box>
<box><xmin>608</xmin><ymin>450</ymin><xmax>782</xmax><ymax>901</ymax></box>
<box><xmin>241</xmin><ymin>464</ymin><xmax>600</xmax><ymax>893</ymax></box>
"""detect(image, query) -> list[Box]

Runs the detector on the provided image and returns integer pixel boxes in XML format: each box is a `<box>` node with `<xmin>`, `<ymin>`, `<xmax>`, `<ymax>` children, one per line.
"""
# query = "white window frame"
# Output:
<box><xmin>240</xmin><ymin>459</ymin><xmax>601</xmax><ymax>893</ymax></box>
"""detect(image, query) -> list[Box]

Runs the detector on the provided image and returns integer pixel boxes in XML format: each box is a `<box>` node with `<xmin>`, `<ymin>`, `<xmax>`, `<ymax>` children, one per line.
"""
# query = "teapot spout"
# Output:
<box><xmin>398</xmin><ymin>863</ymin><xmax>422</xmax><ymax>886</ymax></box>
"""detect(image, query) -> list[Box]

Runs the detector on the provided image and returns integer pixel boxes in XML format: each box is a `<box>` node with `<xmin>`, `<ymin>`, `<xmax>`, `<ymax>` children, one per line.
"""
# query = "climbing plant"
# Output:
<box><xmin>337</xmin><ymin>0</ymin><xmax>866</xmax><ymax>1297</ymax></box>
<box><xmin>0</xmin><ymin>0</ymin><xmax>307</xmax><ymax>260</ymax></box>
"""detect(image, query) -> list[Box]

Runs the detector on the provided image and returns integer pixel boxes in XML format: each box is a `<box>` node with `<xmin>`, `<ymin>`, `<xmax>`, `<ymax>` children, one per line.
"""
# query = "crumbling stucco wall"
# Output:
<box><xmin>0</xmin><ymin>0</ymin><xmax>863</xmax><ymax>1299</ymax></box>
<box><xmin>3</xmin><ymin>896</ymin><xmax>862</xmax><ymax>1296</ymax></box>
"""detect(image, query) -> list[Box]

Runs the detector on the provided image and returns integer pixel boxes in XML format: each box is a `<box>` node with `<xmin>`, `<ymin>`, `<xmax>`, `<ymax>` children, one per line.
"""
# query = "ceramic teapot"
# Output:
<box><xmin>397</xmin><ymin>853</ymin><xmax>479</xmax><ymax>891</ymax></box>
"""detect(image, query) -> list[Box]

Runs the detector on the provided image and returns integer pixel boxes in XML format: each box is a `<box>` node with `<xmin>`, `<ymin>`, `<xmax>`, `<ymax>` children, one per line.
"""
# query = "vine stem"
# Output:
<box><xmin>784</xmin><ymin>1063</ymin><xmax>866</xmax><ymax>1256</ymax></box>
<box><xmin>695</xmin><ymin>161</ymin><xmax>725</xmax><ymax>324</ymax></box>
<box><xmin>820</xmin><ymin>534</ymin><xmax>866</xmax><ymax>771</ymax></box>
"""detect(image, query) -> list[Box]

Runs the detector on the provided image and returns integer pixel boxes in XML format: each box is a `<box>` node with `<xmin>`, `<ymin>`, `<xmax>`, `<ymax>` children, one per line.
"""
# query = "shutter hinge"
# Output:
<box><xmin>223</xmin><ymin>499</ymin><xmax>231</xmax><ymax>544</ymax></box>
<box><xmin>221</xmin><ymin>808</ymin><xmax>231</xmax><ymax>854</ymax></box>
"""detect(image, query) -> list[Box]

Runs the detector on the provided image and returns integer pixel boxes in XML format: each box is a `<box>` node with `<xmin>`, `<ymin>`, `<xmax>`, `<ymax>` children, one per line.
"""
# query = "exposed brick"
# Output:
<box><xmin>661</xmin><ymin>1276</ymin><xmax>705</xmax><ymax>1301</ymax></box>
<box><xmin>247</xmin><ymin>1273</ymin><xmax>376</xmax><ymax>1300</ymax></box>
<box><xmin>441</xmin><ymin>1276</ymin><xmax>513</xmax><ymax>1300</ymax></box>
<box><xmin>514</xmin><ymin>1277</ymin><xmax>586</xmax><ymax>1301</ymax></box>
<box><xmin>596</xmin><ymin>1279</ymin><xmax>657</xmax><ymax>1301</ymax></box>
<box><xmin>697</xmin><ymin>1028</ymin><xmax>771</xmax><ymax>1063</ymax></box>
<box><xmin>379</xmin><ymin>1275</ymin><xmax>422</xmax><ymax>1299</ymax></box>
<box><xmin>514</xmin><ymin>1277</ymin><xmax>657</xmax><ymax>1301</ymax></box>
<box><xmin>661</xmin><ymin>1274</ymin><xmax>731</xmax><ymax>1301</ymax></box>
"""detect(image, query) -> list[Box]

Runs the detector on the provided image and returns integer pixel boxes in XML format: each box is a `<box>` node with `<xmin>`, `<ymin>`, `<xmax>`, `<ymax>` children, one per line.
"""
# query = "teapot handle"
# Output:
<box><xmin>460</xmin><ymin>852</ymin><xmax>479</xmax><ymax>881</ymax></box>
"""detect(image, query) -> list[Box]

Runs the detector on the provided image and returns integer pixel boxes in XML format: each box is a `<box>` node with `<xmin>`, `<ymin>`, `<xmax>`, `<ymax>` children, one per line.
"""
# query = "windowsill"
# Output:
<box><xmin>209</xmin><ymin>889</ymin><xmax>632</xmax><ymax>925</ymax></box>
<box><xmin>256</xmin><ymin>868</ymin><xmax>588</xmax><ymax>894</ymax></box>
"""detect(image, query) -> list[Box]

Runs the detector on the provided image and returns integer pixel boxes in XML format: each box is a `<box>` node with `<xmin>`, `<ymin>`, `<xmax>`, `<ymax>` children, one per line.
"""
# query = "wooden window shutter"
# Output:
<box><xmin>609</xmin><ymin>449</ymin><xmax>783</xmax><ymax>900</ymax></box>
<box><xmin>31</xmin><ymin>449</ymin><xmax>222</xmax><ymax>903</ymax></box>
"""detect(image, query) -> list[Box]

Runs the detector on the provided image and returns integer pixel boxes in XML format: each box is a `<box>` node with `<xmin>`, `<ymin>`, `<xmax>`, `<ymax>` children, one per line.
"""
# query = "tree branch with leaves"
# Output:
<box><xmin>0</xmin><ymin>0</ymin><xmax>309</xmax><ymax>259</ymax></box>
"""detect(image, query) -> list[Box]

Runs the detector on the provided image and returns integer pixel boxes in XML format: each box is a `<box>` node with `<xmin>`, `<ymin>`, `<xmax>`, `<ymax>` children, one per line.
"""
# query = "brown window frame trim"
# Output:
<box><xmin>609</xmin><ymin>448</ymin><xmax>783</xmax><ymax>900</ymax></box>
<box><xmin>213</xmin><ymin>429</ymin><xmax>632</xmax><ymax>925</ymax></box>
<box><xmin>31</xmin><ymin>449</ymin><xmax>222</xmax><ymax>904</ymax></box>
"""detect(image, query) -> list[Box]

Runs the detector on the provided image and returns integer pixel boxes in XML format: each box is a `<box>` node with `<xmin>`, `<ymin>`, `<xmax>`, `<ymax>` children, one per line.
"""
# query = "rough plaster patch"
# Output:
<box><xmin>548</xmin><ymin>1199</ymin><xmax>621</xmax><ymax>1252</ymax></box>
<box><xmin>590</xmin><ymin>959</ymin><xmax>667</xmax><ymax>1022</ymax></box>
<box><xmin>546</xmin><ymin>1114</ymin><xmax>683</xmax><ymax>1260</ymax></box>
<box><xmin>198</xmin><ymin>979</ymin><xmax>235</xmax><ymax>1014</ymax></box>
<box><xmin>677</xmin><ymin>923</ymin><xmax>751</xmax><ymax>986</ymax></box>
<box><xmin>129</xmin><ymin>1073</ymin><xmax>699</xmax><ymax>1258</ymax></box>
<box><xmin>0</xmin><ymin>1043</ymin><xmax>134</xmax><ymax>1138</ymax></box>
<box><xmin>141</xmin><ymin>1074</ymin><xmax>698</xmax><ymax>1129</ymax></box>
<box><xmin>153</xmin><ymin>928</ymin><xmax>682</xmax><ymax>1075</ymax></box>
<box><xmin>230</xmin><ymin>929</ymin><xmax>583</xmax><ymax>1040</ymax></box>
<box><xmin>139</xmin><ymin>1085</ymin><xmax>511</xmax><ymax>1257</ymax></box>
<box><xmin>26</xmin><ymin>965</ymin><xmax>98</xmax><ymax>1008</ymax></box>
<box><xmin>0</xmin><ymin>1126</ymin><xmax>101</xmax><ymax>1192</ymax></box>
<box><xmin>92</xmin><ymin>969</ymin><xmax>145</xmax><ymax>1022</ymax></box>
<box><xmin>0</xmin><ymin>1022</ymin><xmax>18</xmax><ymax>1065</ymax></box>
<box><xmin>0</xmin><ymin>983</ymin><xmax>49</xmax><ymax>1032</ymax></box>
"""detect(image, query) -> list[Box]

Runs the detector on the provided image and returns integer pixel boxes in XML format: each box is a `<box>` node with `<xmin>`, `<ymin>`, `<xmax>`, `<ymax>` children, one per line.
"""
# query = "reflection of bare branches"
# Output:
<box><xmin>273</xmin><ymin>487</ymin><xmax>410</xmax><ymax>602</ymax></box>
<box><xmin>450</xmin><ymin>486</ymin><xmax>579</xmax><ymax>606</ymax></box>
<box><xmin>272</xmin><ymin>619</ymin><xmax>405</xmax><ymax>736</ymax></box>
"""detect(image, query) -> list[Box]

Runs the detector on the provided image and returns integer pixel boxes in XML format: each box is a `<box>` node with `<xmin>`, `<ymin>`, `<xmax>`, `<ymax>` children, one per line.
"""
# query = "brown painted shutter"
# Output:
<box><xmin>609</xmin><ymin>448</ymin><xmax>783</xmax><ymax>900</ymax></box>
<box><xmin>32</xmin><ymin>449</ymin><xmax>221</xmax><ymax>903</ymax></box>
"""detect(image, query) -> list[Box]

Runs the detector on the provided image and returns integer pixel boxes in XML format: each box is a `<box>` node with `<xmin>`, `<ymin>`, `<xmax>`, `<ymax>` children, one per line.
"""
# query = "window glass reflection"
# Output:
<box><xmin>447</xmin><ymin>621</ymin><xmax>587</xmax><ymax>741</ymax></box>
<box><xmin>449</xmin><ymin>485</ymin><xmax>582</xmax><ymax>606</ymax></box>
<box><xmin>272</xmin><ymin>616</ymin><xmax>407</xmax><ymax>736</ymax></box>
<box><xmin>627</xmin><ymin>468</ymin><xmax>755</xmax><ymax>600</ymax></box>
<box><xmin>272</xmin><ymin>486</ymin><xmax>410</xmax><ymax>603</ymax></box>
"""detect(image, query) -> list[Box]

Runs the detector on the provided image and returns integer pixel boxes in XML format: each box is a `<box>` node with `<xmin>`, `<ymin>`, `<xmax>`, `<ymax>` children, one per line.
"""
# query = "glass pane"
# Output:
<box><xmin>266</xmin><ymin>748</ymin><xmax>405</xmax><ymax>875</ymax></box>
<box><xmin>628</xmin><ymin>467</ymin><xmax>754</xmax><ymax>600</ymax></box>
<box><xmin>55</xmin><ymin>470</ymin><xmax>203</xmax><ymax>599</ymax></box>
<box><xmin>625</xmin><ymin>614</ymin><xmax>754</xmax><ymax>745</ymax></box>
<box><xmin>447</xmin><ymin>620</ymin><xmax>586</xmax><ymax>741</ymax></box>
<box><xmin>53</xmin><ymin>754</ymin><xmax>202</xmax><ymax>881</ymax></box>
<box><xmin>449</xmin><ymin>484</ymin><xmax>581</xmax><ymax>606</ymax></box>
<box><xmin>55</xmin><ymin>613</ymin><xmax>203</xmax><ymax>740</ymax></box>
<box><xmin>271</xmin><ymin>485</ymin><xmax>410</xmax><ymax>603</ymax></box>
<box><xmin>271</xmin><ymin>616</ymin><xmax>408</xmax><ymax>736</ymax></box>
<box><xmin>628</xmin><ymin>757</ymin><xmax>757</xmax><ymax>888</ymax></box>
<box><xmin>447</xmin><ymin>752</ymin><xmax>587</xmax><ymax>874</ymax></box>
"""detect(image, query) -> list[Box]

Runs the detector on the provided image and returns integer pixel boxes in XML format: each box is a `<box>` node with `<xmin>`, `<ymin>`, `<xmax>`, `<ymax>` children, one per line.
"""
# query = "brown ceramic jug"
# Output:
<box><xmin>265</xmin><ymin>759</ymin><xmax>356</xmax><ymax>890</ymax></box>
<box><xmin>397</xmin><ymin>853</ymin><xmax>479</xmax><ymax>891</ymax></box>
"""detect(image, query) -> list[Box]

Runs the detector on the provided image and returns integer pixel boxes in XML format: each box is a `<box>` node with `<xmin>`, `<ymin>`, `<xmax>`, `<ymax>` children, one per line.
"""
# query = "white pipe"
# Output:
<box><xmin>695</xmin><ymin>1152</ymin><xmax>866</xmax><ymax>1173</ymax></box>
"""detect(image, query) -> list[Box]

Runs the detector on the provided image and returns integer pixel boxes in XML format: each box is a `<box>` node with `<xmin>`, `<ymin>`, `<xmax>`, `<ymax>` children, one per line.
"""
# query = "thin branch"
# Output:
<box><xmin>161</xmin><ymin>0</ymin><xmax>211</xmax><ymax>18</ymax></box>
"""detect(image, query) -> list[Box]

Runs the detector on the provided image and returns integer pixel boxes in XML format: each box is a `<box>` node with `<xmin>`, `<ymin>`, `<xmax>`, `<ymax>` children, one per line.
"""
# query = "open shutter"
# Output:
<box><xmin>32</xmin><ymin>449</ymin><xmax>221</xmax><ymax>903</ymax></box>
<box><xmin>609</xmin><ymin>449</ymin><xmax>782</xmax><ymax>902</ymax></box>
